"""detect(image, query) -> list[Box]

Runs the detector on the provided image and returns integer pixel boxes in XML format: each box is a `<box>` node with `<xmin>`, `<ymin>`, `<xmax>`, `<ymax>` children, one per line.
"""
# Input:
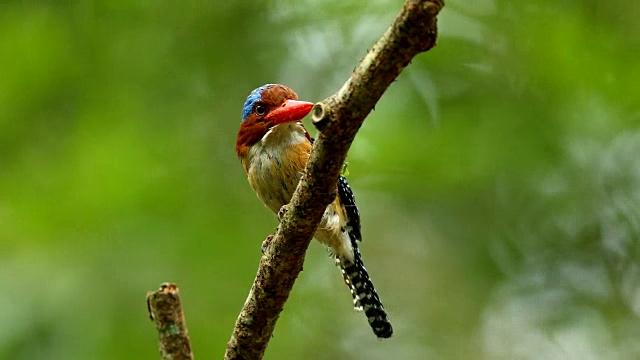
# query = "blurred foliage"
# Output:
<box><xmin>1</xmin><ymin>0</ymin><xmax>639</xmax><ymax>359</ymax></box>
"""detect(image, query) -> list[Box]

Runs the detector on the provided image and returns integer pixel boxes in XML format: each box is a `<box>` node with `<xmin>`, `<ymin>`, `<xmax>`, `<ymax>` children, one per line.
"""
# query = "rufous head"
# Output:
<box><xmin>236</xmin><ymin>84</ymin><xmax>313</xmax><ymax>158</ymax></box>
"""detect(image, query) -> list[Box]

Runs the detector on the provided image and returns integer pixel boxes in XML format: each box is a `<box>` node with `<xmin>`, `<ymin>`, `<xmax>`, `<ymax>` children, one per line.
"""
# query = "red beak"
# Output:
<box><xmin>264</xmin><ymin>100</ymin><xmax>314</xmax><ymax>125</ymax></box>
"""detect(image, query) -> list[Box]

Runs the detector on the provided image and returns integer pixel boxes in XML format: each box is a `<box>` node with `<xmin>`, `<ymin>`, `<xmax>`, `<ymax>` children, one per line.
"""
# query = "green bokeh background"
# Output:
<box><xmin>1</xmin><ymin>1</ymin><xmax>639</xmax><ymax>359</ymax></box>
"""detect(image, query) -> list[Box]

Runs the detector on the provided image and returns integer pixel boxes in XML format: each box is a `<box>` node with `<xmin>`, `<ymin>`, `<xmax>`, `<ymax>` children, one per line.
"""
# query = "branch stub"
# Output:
<box><xmin>311</xmin><ymin>103</ymin><xmax>329</xmax><ymax>130</ymax></box>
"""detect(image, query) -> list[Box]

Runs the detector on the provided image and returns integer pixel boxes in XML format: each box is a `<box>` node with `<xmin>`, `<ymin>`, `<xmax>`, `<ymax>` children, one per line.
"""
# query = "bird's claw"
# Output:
<box><xmin>277</xmin><ymin>205</ymin><xmax>289</xmax><ymax>220</ymax></box>
<box><xmin>262</xmin><ymin>234</ymin><xmax>274</xmax><ymax>255</ymax></box>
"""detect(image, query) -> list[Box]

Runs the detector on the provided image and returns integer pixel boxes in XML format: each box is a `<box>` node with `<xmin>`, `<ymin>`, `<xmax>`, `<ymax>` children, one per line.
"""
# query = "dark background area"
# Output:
<box><xmin>1</xmin><ymin>0</ymin><xmax>639</xmax><ymax>359</ymax></box>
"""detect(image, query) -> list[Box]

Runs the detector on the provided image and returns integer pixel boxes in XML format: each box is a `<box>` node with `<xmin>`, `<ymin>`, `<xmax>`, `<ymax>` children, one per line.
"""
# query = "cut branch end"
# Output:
<box><xmin>311</xmin><ymin>103</ymin><xmax>330</xmax><ymax>130</ymax></box>
<box><xmin>147</xmin><ymin>283</ymin><xmax>193</xmax><ymax>360</ymax></box>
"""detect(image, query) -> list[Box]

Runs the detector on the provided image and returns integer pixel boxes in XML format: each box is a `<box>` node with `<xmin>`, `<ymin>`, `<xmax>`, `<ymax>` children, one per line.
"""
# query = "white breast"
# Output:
<box><xmin>246</xmin><ymin>122</ymin><xmax>310</xmax><ymax>213</ymax></box>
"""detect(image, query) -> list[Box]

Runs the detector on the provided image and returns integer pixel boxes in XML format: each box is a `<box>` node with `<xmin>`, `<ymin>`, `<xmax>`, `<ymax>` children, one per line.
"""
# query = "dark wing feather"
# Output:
<box><xmin>310</xmin><ymin>133</ymin><xmax>361</xmax><ymax>241</ymax></box>
<box><xmin>338</xmin><ymin>175</ymin><xmax>362</xmax><ymax>242</ymax></box>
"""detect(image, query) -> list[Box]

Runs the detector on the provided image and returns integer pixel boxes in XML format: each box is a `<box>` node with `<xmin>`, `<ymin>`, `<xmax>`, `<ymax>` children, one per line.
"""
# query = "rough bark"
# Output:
<box><xmin>147</xmin><ymin>283</ymin><xmax>194</xmax><ymax>360</ymax></box>
<box><xmin>224</xmin><ymin>1</ymin><xmax>444</xmax><ymax>359</ymax></box>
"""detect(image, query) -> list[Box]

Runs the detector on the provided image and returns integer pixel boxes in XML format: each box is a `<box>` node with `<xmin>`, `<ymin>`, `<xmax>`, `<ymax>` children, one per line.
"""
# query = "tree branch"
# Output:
<box><xmin>147</xmin><ymin>283</ymin><xmax>194</xmax><ymax>360</ymax></box>
<box><xmin>224</xmin><ymin>1</ymin><xmax>443</xmax><ymax>358</ymax></box>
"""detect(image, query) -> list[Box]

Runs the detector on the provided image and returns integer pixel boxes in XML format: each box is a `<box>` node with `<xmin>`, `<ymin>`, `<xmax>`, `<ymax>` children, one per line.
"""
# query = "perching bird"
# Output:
<box><xmin>236</xmin><ymin>84</ymin><xmax>392</xmax><ymax>339</ymax></box>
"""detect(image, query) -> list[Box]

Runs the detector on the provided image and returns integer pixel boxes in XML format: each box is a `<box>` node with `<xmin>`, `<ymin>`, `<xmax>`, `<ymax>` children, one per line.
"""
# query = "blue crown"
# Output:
<box><xmin>242</xmin><ymin>84</ymin><xmax>276</xmax><ymax>121</ymax></box>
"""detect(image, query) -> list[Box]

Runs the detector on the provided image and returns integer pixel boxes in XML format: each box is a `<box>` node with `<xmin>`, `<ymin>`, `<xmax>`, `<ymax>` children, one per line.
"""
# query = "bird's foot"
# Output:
<box><xmin>277</xmin><ymin>204</ymin><xmax>289</xmax><ymax>220</ymax></box>
<box><xmin>262</xmin><ymin>234</ymin><xmax>274</xmax><ymax>255</ymax></box>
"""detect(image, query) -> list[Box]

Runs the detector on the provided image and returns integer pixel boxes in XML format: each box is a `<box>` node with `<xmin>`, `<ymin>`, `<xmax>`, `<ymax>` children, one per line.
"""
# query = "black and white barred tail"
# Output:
<box><xmin>337</xmin><ymin>241</ymin><xmax>393</xmax><ymax>339</ymax></box>
<box><xmin>336</xmin><ymin>175</ymin><xmax>392</xmax><ymax>338</ymax></box>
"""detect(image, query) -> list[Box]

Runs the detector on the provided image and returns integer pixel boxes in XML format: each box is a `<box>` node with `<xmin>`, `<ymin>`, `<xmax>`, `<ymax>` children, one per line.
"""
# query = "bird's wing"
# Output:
<box><xmin>338</xmin><ymin>175</ymin><xmax>362</xmax><ymax>242</ymax></box>
<box><xmin>308</xmin><ymin>132</ymin><xmax>362</xmax><ymax>241</ymax></box>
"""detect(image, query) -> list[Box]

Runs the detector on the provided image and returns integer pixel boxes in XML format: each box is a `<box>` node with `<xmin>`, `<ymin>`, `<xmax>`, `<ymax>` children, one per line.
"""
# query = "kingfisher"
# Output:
<box><xmin>236</xmin><ymin>84</ymin><xmax>393</xmax><ymax>339</ymax></box>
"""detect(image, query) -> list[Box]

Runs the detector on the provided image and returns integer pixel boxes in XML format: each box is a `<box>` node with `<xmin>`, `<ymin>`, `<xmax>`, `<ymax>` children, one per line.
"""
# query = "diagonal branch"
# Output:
<box><xmin>224</xmin><ymin>1</ymin><xmax>443</xmax><ymax>359</ymax></box>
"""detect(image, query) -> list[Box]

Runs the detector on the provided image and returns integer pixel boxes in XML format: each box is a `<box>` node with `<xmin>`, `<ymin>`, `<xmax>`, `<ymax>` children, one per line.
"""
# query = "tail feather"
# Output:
<box><xmin>335</xmin><ymin>175</ymin><xmax>392</xmax><ymax>338</ymax></box>
<box><xmin>337</xmin><ymin>239</ymin><xmax>393</xmax><ymax>339</ymax></box>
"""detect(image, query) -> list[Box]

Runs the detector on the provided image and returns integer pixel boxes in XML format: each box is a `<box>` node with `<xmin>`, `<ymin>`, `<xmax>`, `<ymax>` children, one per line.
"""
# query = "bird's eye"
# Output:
<box><xmin>255</xmin><ymin>105</ymin><xmax>266</xmax><ymax>116</ymax></box>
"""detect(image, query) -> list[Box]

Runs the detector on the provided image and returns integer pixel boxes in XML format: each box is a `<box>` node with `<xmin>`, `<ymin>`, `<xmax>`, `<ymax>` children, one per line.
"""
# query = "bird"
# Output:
<box><xmin>236</xmin><ymin>84</ymin><xmax>393</xmax><ymax>339</ymax></box>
